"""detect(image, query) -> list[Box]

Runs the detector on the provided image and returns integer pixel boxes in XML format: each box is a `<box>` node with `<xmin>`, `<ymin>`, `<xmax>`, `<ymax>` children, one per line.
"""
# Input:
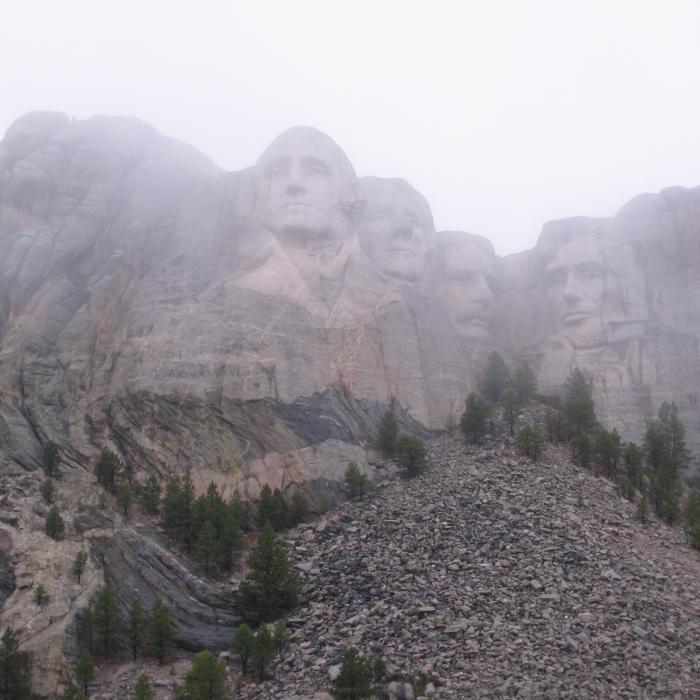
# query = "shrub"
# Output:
<box><xmin>345</xmin><ymin>462</ymin><xmax>369</xmax><ymax>498</ymax></box>
<box><xmin>40</xmin><ymin>478</ymin><xmax>56</xmax><ymax>504</ymax></box>
<box><xmin>45</xmin><ymin>506</ymin><xmax>65</xmax><ymax>540</ymax></box>
<box><xmin>515</xmin><ymin>425</ymin><xmax>544</xmax><ymax>461</ymax></box>
<box><xmin>377</xmin><ymin>409</ymin><xmax>399</xmax><ymax>458</ymax></box>
<box><xmin>396</xmin><ymin>435</ymin><xmax>427</xmax><ymax>478</ymax></box>
<box><xmin>333</xmin><ymin>647</ymin><xmax>373</xmax><ymax>699</ymax></box>
<box><xmin>460</xmin><ymin>393</ymin><xmax>491</xmax><ymax>444</ymax></box>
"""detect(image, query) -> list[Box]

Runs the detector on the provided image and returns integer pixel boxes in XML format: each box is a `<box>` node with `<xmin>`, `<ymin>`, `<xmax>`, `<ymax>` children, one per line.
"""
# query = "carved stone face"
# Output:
<box><xmin>359</xmin><ymin>178</ymin><xmax>433</xmax><ymax>283</ymax></box>
<box><xmin>255</xmin><ymin>127</ymin><xmax>355</xmax><ymax>247</ymax></box>
<box><xmin>433</xmin><ymin>235</ymin><xmax>495</xmax><ymax>342</ymax></box>
<box><xmin>545</xmin><ymin>236</ymin><xmax>606</xmax><ymax>349</ymax></box>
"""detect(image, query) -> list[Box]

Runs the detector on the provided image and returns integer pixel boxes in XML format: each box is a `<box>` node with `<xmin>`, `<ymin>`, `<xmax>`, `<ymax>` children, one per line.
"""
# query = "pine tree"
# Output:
<box><xmin>513</xmin><ymin>362</ymin><xmax>537</xmax><ymax>402</ymax></box>
<box><xmin>45</xmin><ymin>505</ymin><xmax>65</xmax><ymax>540</ymax></box>
<box><xmin>460</xmin><ymin>392</ymin><xmax>491</xmax><ymax>444</ymax></box>
<box><xmin>344</xmin><ymin>462</ymin><xmax>369</xmax><ymax>498</ymax></box>
<box><xmin>396</xmin><ymin>435</ymin><xmax>427</xmax><ymax>478</ymax></box>
<box><xmin>76</xmin><ymin>604</ymin><xmax>95</xmax><ymax>655</ymax></box>
<box><xmin>516</xmin><ymin>425</ymin><xmax>545</xmax><ymax>461</ymax></box>
<box><xmin>272</xmin><ymin>620</ymin><xmax>289</xmax><ymax>660</ymax></box>
<box><xmin>544</xmin><ymin>409</ymin><xmax>571</xmax><ymax>443</ymax></box>
<box><xmin>333</xmin><ymin>647</ymin><xmax>373</xmax><ymax>700</ymax></box>
<box><xmin>571</xmin><ymin>434</ymin><xmax>593</xmax><ymax>470</ymax></box>
<box><xmin>502</xmin><ymin>388</ymin><xmax>521</xmax><ymax>437</ymax></box>
<box><xmin>141</xmin><ymin>475</ymin><xmax>161</xmax><ymax>513</ymax></box>
<box><xmin>117</xmin><ymin>484</ymin><xmax>133</xmax><ymax>517</ymax></box>
<box><xmin>256</xmin><ymin>485</ymin><xmax>288</xmax><ymax>531</ymax></box>
<box><xmin>134</xmin><ymin>675</ymin><xmax>155</xmax><ymax>700</ymax></box>
<box><xmin>196</xmin><ymin>520</ymin><xmax>218</xmax><ymax>576</ymax></box>
<box><xmin>377</xmin><ymin>409</ymin><xmax>399</xmax><ymax>458</ymax></box>
<box><xmin>75</xmin><ymin>650</ymin><xmax>94</xmax><ymax>696</ymax></box>
<box><xmin>40</xmin><ymin>478</ymin><xmax>56</xmax><ymax>504</ymax></box>
<box><xmin>93</xmin><ymin>585</ymin><xmax>122</xmax><ymax>658</ymax></box>
<box><xmin>636</xmin><ymin>496</ymin><xmax>649</xmax><ymax>524</ymax></box>
<box><xmin>73</xmin><ymin>551</ymin><xmax>88</xmax><ymax>584</ymax></box>
<box><xmin>58</xmin><ymin>683</ymin><xmax>87</xmax><ymax>700</ymax></box>
<box><xmin>0</xmin><ymin>626</ymin><xmax>33</xmax><ymax>700</ymax></box>
<box><xmin>624</xmin><ymin>443</ymin><xmax>645</xmax><ymax>492</ymax></box>
<box><xmin>237</xmin><ymin>522</ymin><xmax>299</xmax><ymax>624</ymax></box>
<box><xmin>43</xmin><ymin>441</ymin><xmax>61</xmax><ymax>478</ymax></box>
<box><xmin>563</xmin><ymin>368</ymin><xmax>597</xmax><ymax>438</ymax></box>
<box><xmin>481</xmin><ymin>351</ymin><xmax>510</xmax><ymax>403</ymax></box>
<box><xmin>176</xmin><ymin>650</ymin><xmax>227</xmax><ymax>700</ymax></box>
<box><xmin>289</xmin><ymin>490</ymin><xmax>309</xmax><ymax>525</ymax></box>
<box><xmin>251</xmin><ymin>624</ymin><xmax>275</xmax><ymax>683</ymax></box>
<box><xmin>231</xmin><ymin>624</ymin><xmax>254</xmax><ymax>675</ymax></box>
<box><xmin>147</xmin><ymin>600</ymin><xmax>174</xmax><ymax>665</ymax></box>
<box><xmin>95</xmin><ymin>447</ymin><xmax>120</xmax><ymax>492</ymax></box>
<box><xmin>127</xmin><ymin>600</ymin><xmax>146</xmax><ymax>661</ymax></box>
<box><xmin>594</xmin><ymin>428</ymin><xmax>622</xmax><ymax>476</ymax></box>
<box><xmin>35</xmin><ymin>584</ymin><xmax>48</xmax><ymax>608</ymax></box>
<box><xmin>216</xmin><ymin>512</ymin><xmax>244</xmax><ymax>572</ymax></box>
<box><xmin>229</xmin><ymin>489</ymin><xmax>251</xmax><ymax>532</ymax></box>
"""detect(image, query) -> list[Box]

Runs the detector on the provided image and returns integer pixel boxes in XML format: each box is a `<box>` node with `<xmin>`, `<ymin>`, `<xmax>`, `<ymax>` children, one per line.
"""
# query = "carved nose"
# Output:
<box><xmin>392</xmin><ymin>219</ymin><xmax>414</xmax><ymax>240</ymax></box>
<box><xmin>473</xmin><ymin>274</ymin><xmax>493</xmax><ymax>305</ymax></box>
<box><xmin>563</xmin><ymin>274</ymin><xmax>582</xmax><ymax>303</ymax></box>
<box><xmin>286</xmin><ymin>183</ymin><xmax>305</xmax><ymax>196</ymax></box>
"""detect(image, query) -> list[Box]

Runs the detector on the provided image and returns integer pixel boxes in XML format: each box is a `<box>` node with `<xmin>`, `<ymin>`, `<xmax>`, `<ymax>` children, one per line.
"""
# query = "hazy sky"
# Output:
<box><xmin>3</xmin><ymin>0</ymin><xmax>700</xmax><ymax>255</ymax></box>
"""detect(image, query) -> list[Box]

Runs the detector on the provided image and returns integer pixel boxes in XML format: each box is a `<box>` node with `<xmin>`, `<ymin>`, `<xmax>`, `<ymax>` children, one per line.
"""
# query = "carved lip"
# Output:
<box><xmin>386</xmin><ymin>246</ymin><xmax>416</xmax><ymax>254</ymax></box>
<box><xmin>457</xmin><ymin>315</ymin><xmax>491</xmax><ymax>327</ymax></box>
<box><xmin>280</xmin><ymin>201</ymin><xmax>312</xmax><ymax>209</ymax></box>
<box><xmin>561</xmin><ymin>311</ymin><xmax>593</xmax><ymax>324</ymax></box>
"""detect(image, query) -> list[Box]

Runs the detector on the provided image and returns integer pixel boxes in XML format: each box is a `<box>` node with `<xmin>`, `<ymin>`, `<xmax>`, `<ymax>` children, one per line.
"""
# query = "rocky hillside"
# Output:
<box><xmin>241</xmin><ymin>435</ymin><xmax>700</xmax><ymax>699</ymax></box>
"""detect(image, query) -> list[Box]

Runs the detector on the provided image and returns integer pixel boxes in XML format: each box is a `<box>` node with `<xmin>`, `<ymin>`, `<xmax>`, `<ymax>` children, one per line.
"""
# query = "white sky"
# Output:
<box><xmin>2</xmin><ymin>0</ymin><xmax>700</xmax><ymax>255</ymax></box>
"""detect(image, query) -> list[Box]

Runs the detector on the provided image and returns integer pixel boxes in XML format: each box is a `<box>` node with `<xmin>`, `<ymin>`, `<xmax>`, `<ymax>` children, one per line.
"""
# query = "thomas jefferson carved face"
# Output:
<box><xmin>254</xmin><ymin>127</ymin><xmax>357</xmax><ymax>247</ymax></box>
<box><xmin>432</xmin><ymin>233</ymin><xmax>496</xmax><ymax>342</ymax></box>
<box><xmin>545</xmin><ymin>236</ymin><xmax>606</xmax><ymax>349</ymax></box>
<box><xmin>359</xmin><ymin>177</ymin><xmax>434</xmax><ymax>283</ymax></box>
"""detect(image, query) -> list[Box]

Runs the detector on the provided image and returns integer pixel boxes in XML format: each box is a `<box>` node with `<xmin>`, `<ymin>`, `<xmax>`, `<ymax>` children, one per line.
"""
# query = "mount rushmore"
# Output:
<box><xmin>1</xmin><ymin>111</ymin><xmax>700</xmax><ymax>496</ymax></box>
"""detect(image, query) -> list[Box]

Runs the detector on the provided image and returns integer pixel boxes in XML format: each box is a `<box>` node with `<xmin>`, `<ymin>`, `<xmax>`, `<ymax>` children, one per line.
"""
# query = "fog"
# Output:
<box><xmin>2</xmin><ymin>0</ymin><xmax>700</xmax><ymax>255</ymax></box>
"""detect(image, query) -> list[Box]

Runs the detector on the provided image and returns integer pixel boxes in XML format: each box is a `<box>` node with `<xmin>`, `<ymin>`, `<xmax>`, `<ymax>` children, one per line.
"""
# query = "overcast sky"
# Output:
<box><xmin>2</xmin><ymin>0</ymin><xmax>700</xmax><ymax>255</ymax></box>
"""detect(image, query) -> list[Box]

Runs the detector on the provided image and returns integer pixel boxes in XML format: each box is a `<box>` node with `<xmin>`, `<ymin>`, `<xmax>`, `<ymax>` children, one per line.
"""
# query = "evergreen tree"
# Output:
<box><xmin>43</xmin><ymin>441</ymin><xmax>61</xmax><ymax>478</ymax></box>
<box><xmin>58</xmin><ymin>683</ymin><xmax>87</xmax><ymax>700</ymax></box>
<box><xmin>544</xmin><ymin>409</ymin><xmax>571</xmax><ymax>443</ymax></box>
<box><xmin>251</xmin><ymin>624</ymin><xmax>275</xmax><ymax>683</ymax></box>
<box><xmin>73</xmin><ymin>551</ymin><xmax>88</xmax><ymax>584</ymax></box>
<box><xmin>513</xmin><ymin>362</ymin><xmax>537</xmax><ymax>402</ymax></box>
<box><xmin>196</xmin><ymin>520</ymin><xmax>218</xmax><ymax>576</ymax></box>
<box><xmin>571</xmin><ymin>434</ymin><xmax>593</xmax><ymax>470</ymax></box>
<box><xmin>162</xmin><ymin>472</ymin><xmax>196</xmax><ymax>551</ymax></box>
<box><xmin>141</xmin><ymin>475</ymin><xmax>161</xmax><ymax>513</ymax></box>
<box><xmin>594</xmin><ymin>428</ymin><xmax>622</xmax><ymax>476</ymax></box>
<box><xmin>229</xmin><ymin>489</ymin><xmax>251</xmax><ymax>532</ymax></box>
<box><xmin>563</xmin><ymin>368</ymin><xmax>597</xmax><ymax>438</ymax></box>
<box><xmin>35</xmin><ymin>584</ymin><xmax>48</xmax><ymax>608</ymax></box>
<box><xmin>76</xmin><ymin>604</ymin><xmax>95</xmax><ymax>655</ymax></box>
<box><xmin>624</xmin><ymin>443</ymin><xmax>645</xmax><ymax>492</ymax></box>
<box><xmin>333</xmin><ymin>647</ymin><xmax>373</xmax><ymax>700</ymax></box>
<box><xmin>460</xmin><ymin>392</ymin><xmax>491</xmax><ymax>444</ymax></box>
<box><xmin>0</xmin><ymin>627</ymin><xmax>33</xmax><ymax>700</ymax></box>
<box><xmin>515</xmin><ymin>425</ymin><xmax>545</xmax><ymax>461</ymax></box>
<box><xmin>686</xmin><ymin>487</ymin><xmax>700</xmax><ymax>549</ymax></box>
<box><xmin>40</xmin><ymin>478</ymin><xmax>56</xmax><ymax>504</ymax></box>
<box><xmin>377</xmin><ymin>409</ymin><xmax>399</xmax><ymax>458</ymax></box>
<box><xmin>649</xmin><ymin>456</ymin><xmax>681</xmax><ymax>524</ymax></box>
<box><xmin>272</xmin><ymin>619</ymin><xmax>289</xmax><ymax>660</ymax></box>
<box><xmin>93</xmin><ymin>585</ymin><xmax>122</xmax><ymax>658</ymax></box>
<box><xmin>289</xmin><ymin>490</ymin><xmax>309</xmax><ymax>525</ymax></box>
<box><xmin>396</xmin><ymin>435</ymin><xmax>427</xmax><ymax>478</ymax></box>
<box><xmin>216</xmin><ymin>512</ymin><xmax>244</xmax><ymax>572</ymax></box>
<box><xmin>175</xmin><ymin>650</ymin><xmax>227</xmax><ymax>700</ymax></box>
<box><xmin>344</xmin><ymin>462</ymin><xmax>369</xmax><ymax>498</ymax></box>
<box><xmin>501</xmin><ymin>388</ymin><xmax>521</xmax><ymax>437</ymax></box>
<box><xmin>481</xmin><ymin>351</ymin><xmax>510</xmax><ymax>403</ymax></box>
<box><xmin>256</xmin><ymin>485</ymin><xmax>288</xmax><ymax>531</ymax></box>
<box><xmin>636</xmin><ymin>496</ymin><xmax>649</xmax><ymax>524</ymax></box>
<box><xmin>127</xmin><ymin>600</ymin><xmax>146</xmax><ymax>661</ymax></box>
<box><xmin>117</xmin><ymin>484</ymin><xmax>133</xmax><ymax>517</ymax></box>
<box><xmin>95</xmin><ymin>448</ymin><xmax>120</xmax><ymax>492</ymax></box>
<box><xmin>45</xmin><ymin>505</ymin><xmax>65</xmax><ymax>540</ymax></box>
<box><xmin>147</xmin><ymin>600</ymin><xmax>174</xmax><ymax>665</ymax></box>
<box><xmin>659</xmin><ymin>401</ymin><xmax>690</xmax><ymax>470</ymax></box>
<box><xmin>134</xmin><ymin>675</ymin><xmax>155</xmax><ymax>700</ymax></box>
<box><xmin>237</xmin><ymin>522</ymin><xmax>299</xmax><ymax>624</ymax></box>
<box><xmin>231</xmin><ymin>624</ymin><xmax>254</xmax><ymax>675</ymax></box>
<box><xmin>75</xmin><ymin>650</ymin><xmax>95</xmax><ymax>696</ymax></box>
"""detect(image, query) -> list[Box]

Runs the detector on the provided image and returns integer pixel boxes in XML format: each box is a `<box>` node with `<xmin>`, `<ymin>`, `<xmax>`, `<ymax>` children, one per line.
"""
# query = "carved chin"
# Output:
<box><xmin>453</xmin><ymin>320</ymin><xmax>492</xmax><ymax>343</ymax></box>
<box><xmin>562</xmin><ymin>319</ymin><xmax>605</xmax><ymax>349</ymax></box>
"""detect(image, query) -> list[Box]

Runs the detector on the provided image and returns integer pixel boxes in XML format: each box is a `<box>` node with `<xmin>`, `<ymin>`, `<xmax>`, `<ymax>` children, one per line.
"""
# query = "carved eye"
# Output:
<box><xmin>269</xmin><ymin>166</ymin><xmax>287</xmax><ymax>178</ymax></box>
<box><xmin>546</xmin><ymin>269</ymin><xmax>566</xmax><ymax>286</ymax></box>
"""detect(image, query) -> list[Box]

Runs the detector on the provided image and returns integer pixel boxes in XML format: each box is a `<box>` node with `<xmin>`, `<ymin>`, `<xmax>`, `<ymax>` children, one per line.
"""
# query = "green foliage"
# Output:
<box><xmin>231</xmin><ymin>623</ymin><xmax>254</xmax><ymax>675</ymax></box>
<box><xmin>513</xmin><ymin>362</ymin><xmax>537</xmax><ymax>402</ymax></box>
<box><xmin>636</xmin><ymin>496</ymin><xmax>649</xmax><ymax>524</ymax></box>
<box><xmin>75</xmin><ymin>650</ymin><xmax>94</xmax><ymax>696</ymax></box>
<box><xmin>76</xmin><ymin>605</ymin><xmax>95</xmax><ymax>655</ymax></box>
<box><xmin>649</xmin><ymin>457</ymin><xmax>681</xmax><ymax>524</ymax></box>
<box><xmin>251</xmin><ymin>624</ymin><xmax>276</xmax><ymax>683</ymax></box>
<box><xmin>594</xmin><ymin>428</ymin><xmax>622</xmax><ymax>476</ymax></box>
<box><xmin>40</xmin><ymin>478</ymin><xmax>56</xmax><ymax>504</ymax></box>
<box><xmin>544</xmin><ymin>409</ymin><xmax>570</xmax><ymax>443</ymax></box>
<box><xmin>141</xmin><ymin>475</ymin><xmax>161</xmax><ymax>513</ymax></box>
<box><xmin>230</xmin><ymin>489</ymin><xmax>251</xmax><ymax>532</ymax></box>
<box><xmin>196</xmin><ymin>520</ymin><xmax>218</xmax><ymax>576</ymax></box>
<box><xmin>372</xmin><ymin>656</ymin><xmax>386</xmax><ymax>683</ymax></box>
<box><xmin>0</xmin><ymin>627</ymin><xmax>33</xmax><ymax>700</ymax></box>
<box><xmin>333</xmin><ymin>647</ymin><xmax>373</xmax><ymax>700</ymax></box>
<box><xmin>58</xmin><ymin>683</ymin><xmax>87</xmax><ymax>700</ymax></box>
<box><xmin>377</xmin><ymin>409</ymin><xmax>399</xmax><ymax>458</ymax></box>
<box><xmin>481</xmin><ymin>351</ymin><xmax>511</xmax><ymax>403</ymax></box>
<box><xmin>43</xmin><ymin>441</ymin><xmax>61</xmax><ymax>478</ymax></box>
<box><xmin>563</xmin><ymin>368</ymin><xmax>598</xmax><ymax>439</ymax></box>
<box><xmin>289</xmin><ymin>490</ymin><xmax>310</xmax><ymax>526</ymax></box>
<box><xmin>237</xmin><ymin>522</ymin><xmax>299</xmax><ymax>624</ymax></box>
<box><xmin>571</xmin><ymin>434</ymin><xmax>593</xmax><ymax>470</ymax></box>
<box><xmin>162</xmin><ymin>472</ymin><xmax>196</xmax><ymax>552</ymax></box>
<box><xmin>95</xmin><ymin>448</ymin><xmax>120</xmax><ymax>492</ymax></box>
<box><xmin>617</xmin><ymin>476</ymin><xmax>635</xmax><ymax>502</ymax></box>
<box><xmin>501</xmin><ymin>388</ymin><xmax>521</xmax><ymax>437</ymax></box>
<box><xmin>175</xmin><ymin>650</ymin><xmax>227</xmax><ymax>700</ymax></box>
<box><xmin>45</xmin><ymin>505</ymin><xmax>65</xmax><ymax>540</ymax></box>
<box><xmin>127</xmin><ymin>600</ymin><xmax>146</xmax><ymax>661</ymax></box>
<box><xmin>272</xmin><ymin>619</ymin><xmax>289</xmax><ymax>660</ymax></box>
<box><xmin>134</xmin><ymin>675</ymin><xmax>155</xmax><ymax>700</ymax></box>
<box><xmin>624</xmin><ymin>443</ymin><xmax>645</xmax><ymax>492</ymax></box>
<box><xmin>34</xmin><ymin>584</ymin><xmax>48</xmax><ymax>608</ymax></box>
<box><xmin>460</xmin><ymin>392</ymin><xmax>491</xmax><ymax>444</ymax></box>
<box><xmin>117</xmin><ymin>484</ymin><xmax>133</xmax><ymax>516</ymax></box>
<box><xmin>345</xmin><ymin>462</ymin><xmax>369</xmax><ymax>498</ymax></box>
<box><xmin>515</xmin><ymin>425</ymin><xmax>545</xmax><ymax>461</ymax></box>
<box><xmin>147</xmin><ymin>599</ymin><xmax>174</xmax><ymax>664</ymax></box>
<box><xmin>73</xmin><ymin>551</ymin><xmax>88</xmax><ymax>584</ymax></box>
<box><xmin>396</xmin><ymin>435</ymin><xmax>427</xmax><ymax>478</ymax></box>
<box><xmin>93</xmin><ymin>585</ymin><xmax>122</xmax><ymax>658</ymax></box>
<box><xmin>256</xmin><ymin>485</ymin><xmax>289</xmax><ymax>531</ymax></box>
